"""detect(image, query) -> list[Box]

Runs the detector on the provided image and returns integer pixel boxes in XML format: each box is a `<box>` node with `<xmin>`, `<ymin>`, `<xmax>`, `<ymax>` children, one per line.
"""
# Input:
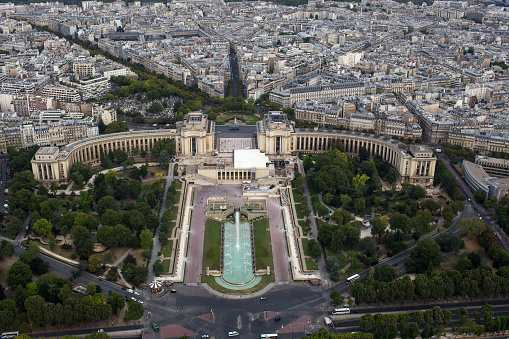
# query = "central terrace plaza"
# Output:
<box><xmin>31</xmin><ymin>111</ymin><xmax>436</xmax><ymax>292</ymax></box>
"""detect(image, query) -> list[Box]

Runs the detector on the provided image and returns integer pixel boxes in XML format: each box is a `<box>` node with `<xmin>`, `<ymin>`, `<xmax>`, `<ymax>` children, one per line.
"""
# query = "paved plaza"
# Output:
<box><xmin>186</xmin><ymin>185</ymin><xmax>291</xmax><ymax>286</ymax></box>
<box><xmin>186</xmin><ymin>185</ymin><xmax>244</xmax><ymax>284</ymax></box>
<box><xmin>267</xmin><ymin>197</ymin><xmax>291</xmax><ymax>282</ymax></box>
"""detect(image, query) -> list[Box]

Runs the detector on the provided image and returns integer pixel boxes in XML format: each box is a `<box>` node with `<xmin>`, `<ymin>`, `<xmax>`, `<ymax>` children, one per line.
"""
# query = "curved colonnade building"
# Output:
<box><xmin>32</xmin><ymin>111</ymin><xmax>436</xmax><ymax>186</ymax></box>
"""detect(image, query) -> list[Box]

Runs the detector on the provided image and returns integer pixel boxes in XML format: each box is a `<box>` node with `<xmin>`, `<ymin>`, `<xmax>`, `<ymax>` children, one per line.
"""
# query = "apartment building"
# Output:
<box><xmin>41</xmin><ymin>84</ymin><xmax>81</xmax><ymax>103</ymax></box>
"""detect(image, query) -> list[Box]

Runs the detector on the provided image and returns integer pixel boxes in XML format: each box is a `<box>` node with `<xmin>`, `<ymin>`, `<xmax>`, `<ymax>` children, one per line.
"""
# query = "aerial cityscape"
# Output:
<box><xmin>0</xmin><ymin>0</ymin><xmax>507</xmax><ymax>338</ymax></box>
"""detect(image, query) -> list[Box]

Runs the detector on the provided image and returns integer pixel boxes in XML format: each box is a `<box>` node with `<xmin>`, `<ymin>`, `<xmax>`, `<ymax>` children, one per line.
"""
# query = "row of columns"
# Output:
<box><xmin>69</xmin><ymin>136</ymin><xmax>179</xmax><ymax>167</ymax></box>
<box><xmin>37</xmin><ymin>163</ymin><xmax>56</xmax><ymax>181</ymax></box>
<box><xmin>217</xmin><ymin>170</ymin><xmax>253</xmax><ymax>181</ymax></box>
<box><xmin>292</xmin><ymin>135</ymin><xmax>403</xmax><ymax>168</ymax></box>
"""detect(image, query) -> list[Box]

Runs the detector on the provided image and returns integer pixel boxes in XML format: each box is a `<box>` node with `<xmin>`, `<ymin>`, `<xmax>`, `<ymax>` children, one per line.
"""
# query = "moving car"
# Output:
<box><xmin>260</xmin><ymin>296</ymin><xmax>266</xmax><ymax>300</ymax></box>
<box><xmin>228</xmin><ymin>331</ymin><xmax>239</xmax><ymax>337</ymax></box>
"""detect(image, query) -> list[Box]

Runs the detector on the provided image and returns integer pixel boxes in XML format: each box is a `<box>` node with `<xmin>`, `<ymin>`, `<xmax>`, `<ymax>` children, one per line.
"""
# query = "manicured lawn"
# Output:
<box><xmin>327</xmin><ymin>250</ymin><xmax>349</xmax><ymax>270</ymax></box>
<box><xmin>161</xmin><ymin>259</ymin><xmax>171</xmax><ymax>273</ymax></box>
<box><xmin>173</xmin><ymin>180</ymin><xmax>183</xmax><ymax>190</ymax></box>
<box><xmin>201</xmin><ymin>273</ymin><xmax>275</xmax><ymax>294</ymax></box>
<box><xmin>311</xmin><ymin>196</ymin><xmax>321</xmax><ymax>214</ymax></box>
<box><xmin>215</xmin><ymin>113</ymin><xmax>260</xmax><ymax>125</ymax></box>
<box><xmin>167</xmin><ymin>222</ymin><xmax>177</xmax><ymax>237</ymax></box>
<box><xmin>203</xmin><ymin>219</ymin><xmax>222</xmax><ymax>270</ymax></box>
<box><xmin>305</xmin><ymin>258</ymin><xmax>318</xmax><ymax>271</ymax></box>
<box><xmin>167</xmin><ymin>205</ymin><xmax>179</xmax><ymax>221</ymax></box>
<box><xmin>161</xmin><ymin>240</ymin><xmax>173</xmax><ymax>257</ymax></box>
<box><xmin>295</xmin><ymin>204</ymin><xmax>306</xmax><ymax>219</ymax></box>
<box><xmin>301</xmin><ymin>238</ymin><xmax>310</xmax><ymax>256</ymax></box>
<box><xmin>253</xmin><ymin>218</ymin><xmax>273</xmax><ymax>270</ymax></box>
<box><xmin>298</xmin><ymin>220</ymin><xmax>310</xmax><ymax>236</ymax></box>
<box><xmin>292</xmin><ymin>189</ymin><xmax>303</xmax><ymax>204</ymax></box>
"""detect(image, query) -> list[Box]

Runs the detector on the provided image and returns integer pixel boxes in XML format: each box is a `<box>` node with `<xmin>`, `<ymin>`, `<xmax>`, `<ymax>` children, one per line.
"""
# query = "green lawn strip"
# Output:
<box><xmin>295</xmin><ymin>204</ymin><xmax>307</xmax><ymax>219</ymax></box>
<box><xmin>201</xmin><ymin>274</ymin><xmax>275</xmax><ymax>294</ymax></box>
<box><xmin>160</xmin><ymin>240</ymin><xmax>173</xmax><ymax>257</ymax></box>
<box><xmin>167</xmin><ymin>205</ymin><xmax>179</xmax><ymax>221</ymax></box>
<box><xmin>173</xmin><ymin>180</ymin><xmax>183</xmax><ymax>190</ymax></box>
<box><xmin>292</xmin><ymin>189</ymin><xmax>303</xmax><ymax>203</ymax></box>
<box><xmin>161</xmin><ymin>259</ymin><xmax>171</xmax><ymax>273</ymax></box>
<box><xmin>253</xmin><ymin>218</ymin><xmax>273</xmax><ymax>270</ymax></box>
<box><xmin>305</xmin><ymin>258</ymin><xmax>318</xmax><ymax>271</ymax></box>
<box><xmin>215</xmin><ymin>113</ymin><xmax>260</xmax><ymax>125</ymax></box>
<box><xmin>168</xmin><ymin>222</ymin><xmax>177</xmax><ymax>237</ymax></box>
<box><xmin>329</xmin><ymin>250</ymin><xmax>350</xmax><ymax>269</ymax></box>
<box><xmin>301</xmin><ymin>238</ymin><xmax>310</xmax><ymax>256</ymax></box>
<box><xmin>203</xmin><ymin>219</ymin><xmax>221</xmax><ymax>271</ymax></box>
<box><xmin>311</xmin><ymin>196</ymin><xmax>321</xmax><ymax>213</ymax></box>
<box><xmin>298</xmin><ymin>220</ymin><xmax>310</xmax><ymax>236</ymax></box>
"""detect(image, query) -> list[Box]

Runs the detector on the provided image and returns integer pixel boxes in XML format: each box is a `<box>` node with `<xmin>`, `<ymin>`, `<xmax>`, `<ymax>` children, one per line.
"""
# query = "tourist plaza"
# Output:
<box><xmin>30</xmin><ymin>111</ymin><xmax>436</xmax><ymax>290</ymax></box>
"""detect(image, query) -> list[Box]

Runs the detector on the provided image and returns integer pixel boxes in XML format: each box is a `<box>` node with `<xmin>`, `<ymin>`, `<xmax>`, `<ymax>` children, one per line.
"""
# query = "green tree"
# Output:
<box><xmin>14</xmin><ymin>284</ymin><xmax>26</xmax><ymax>309</ymax></box>
<box><xmin>308</xmin><ymin>239</ymin><xmax>322</xmax><ymax>258</ymax></box>
<box><xmin>105</xmin><ymin>121</ymin><xmax>128</xmax><ymax>134</ymax></box>
<box><xmin>330</xmin><ymin>290</ymin><xmax>344</xmax><ymax>306</ymax></box>
<box><xmin>6</xmin><ymin>217</ymin><xmax>23</xmax><ymax>236</ymax></box>
<box><xmin>316</xmin><ymin>204</ymin><xmax>329</xmax><ymax>218</ymax></box>
<box><xmin>371</xmin><ymin>215</ymin><xmax>389</xmax><ymax>237</ymax></box>
<box><xmin>386</xmin><ymin>168</ymin><xmax>398</xmax><ymax>184</ymax></box>
<box><xmin>405</xmin><ymin>238</ymin><xmax>443</xmax><ymax>273</ymax></box>
<box><xmin>151</xmin><ymin>139</ymin><xmax>176</xmax><ymax>158</ymax></box>
<box><xmin>317</xmin><ymin>223</ymin><xmax>334</xmax><ymax>246</ymax></box>
<box><xmin>88</xmin><ymin>255</ymin><xmax>102</xmax><ymax>273</ymax></box>
<box><xmin>412</xmin><ymin>210</ymin><xmax>433</xmax><ymax>234</ymax></box>
<box><xmin>352</xmin><ymin>174</ymin><xmax>370</xmax><ymax>190</ymax></box>
<box><xmin>123</xmin><ymin>301</ymin><xmax>144</xmax><ymax>321</ymax></box>
<box><xmin>344</xmin><ymin>225</ymin><xmax>361</xmax><ymax>247</ymax></box>
<box><xmin>390</xmin><ymin>214</ymin><xmax>412</xmax><ymax>234</ymax></box>
<box><xmin>139</xmin><ymin>229</ymin><xmax>153</xmax><ymax>249</ymax></box>
<box><xmin>354</xmin><ymin>198</ymin><xmax>366</xmax><ymax>214</ymax></box>
<box><xmin>114</xmin><ymin>149</ymin><xmax>128</xmax><ymax>164</ymax></box>
<box><xmin>359</xmin><ymin>313</ymin><xmax>375</xmax><ymax>331</ymax></box>
<box><xmin>380</xmin><ymin>265</ymin><xmax>396</xmax><ymax>282</ymax></box>
<box><xmin>0</xmin><ymin>240</ymin><xmax>14</xmax><ymax>257</ymax></box>
<box><xmin>74</xmin><ymin>213</ymin><xmax>99</xmax><ymax>230</ymax></box>
<box><xmin>458</xmin><ymin>217</ymin><xmax>487</xmax><ymax>238</ymax></box>
<box><xmin>107</xmin><ymin>292</ymin><xmax>125</xmax><ymax>314</ymax></box>
<box><xmin>158</xmin><ymin>150</ymin><xmax>171</xmax><ymax>168</ymax></box>
<box><xmin>72</xmin><ymin>225</ymin><xmax>93</xmax><ymax>258</ymax></box>
<box><xmin>474</xmin><ymin>189</ymin><xmax>486</xmax><ymax>203</ymax></box>
<box><xmin>25</xmin><ymin>295</ymin><xmax>45</xmax><ymax>327</ymax></box>
<box><xmin>96</xmin><ymin>196</ymin><xmax>119</xmax><ymax>216</ymax></box>
<box><xmin>7</xmin><ymin>261</ymin><xmax>32</xmax><ymax>287</ymax></box>
<box><xmin>33</xmin><ymin>218</ymin><xmax>52</xmax><ymax>237</ymax></box>
<box><xmin>421</xmin><ymin>324</ymin><xmax>434</xmax><ymax>339</ymax></box>
<box><xmin>435</xmin><ymin>233</ymin><xmax>464</xmax><ymax>253</ymax></box>
<box><xmin>77</xmin><ymin>191</ymin><xmax>94</xmax><ymax>213</ymax></box>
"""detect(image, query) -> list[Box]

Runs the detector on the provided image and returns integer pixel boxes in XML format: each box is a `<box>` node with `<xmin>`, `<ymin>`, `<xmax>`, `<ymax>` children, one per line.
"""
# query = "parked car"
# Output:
<box><xmin>228</xmin><ymin>331</ymin><xmax>239</xmax><ymax>337</ymax></box>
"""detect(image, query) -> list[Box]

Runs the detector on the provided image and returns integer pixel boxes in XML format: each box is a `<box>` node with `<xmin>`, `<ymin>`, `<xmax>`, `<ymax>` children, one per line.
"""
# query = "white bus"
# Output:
<box><xmin>261</xmin><ymin>334</ymin><xmax>278</xmax><ymax>338</ymax></box>
<box><xmin>1</xmin><ymin>332</ymin><xmax>19</xmax><ymax>339</ymax></box>
<box><xmin>332</xmin><ymin>308</ymin><xmax>350</xmax><ymax>315</ymax></box>
<box><xmin>346</xmin><ymin>274</ymin><xmax>360</xmax><ymax>284</ymax></box>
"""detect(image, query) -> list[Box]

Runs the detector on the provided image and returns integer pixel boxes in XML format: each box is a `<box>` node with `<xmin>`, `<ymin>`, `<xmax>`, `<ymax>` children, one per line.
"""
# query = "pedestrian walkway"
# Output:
<box><xmin>148</xmin><ymin>163</ymin><xmax>175</xmax><ymax>282</ymax></box>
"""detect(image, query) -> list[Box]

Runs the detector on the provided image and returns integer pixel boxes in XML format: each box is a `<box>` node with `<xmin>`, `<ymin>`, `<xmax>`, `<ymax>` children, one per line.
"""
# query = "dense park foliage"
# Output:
<box><xmin>357</xmin><ymin>304</ymin><xmax>509</xmax><ymax>339</ymax></box>
<box><xmin>295</xmin><ymin>147</ymin><xmax>463</xmax><ymax>281</ymax></box>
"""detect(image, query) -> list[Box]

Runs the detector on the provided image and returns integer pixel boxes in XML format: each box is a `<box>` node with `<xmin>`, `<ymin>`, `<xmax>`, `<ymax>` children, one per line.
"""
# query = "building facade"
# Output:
<box><xmin>32</xmin><ymin>112</ymin><xmax>436</xmax><ymax>186</ymax></box>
